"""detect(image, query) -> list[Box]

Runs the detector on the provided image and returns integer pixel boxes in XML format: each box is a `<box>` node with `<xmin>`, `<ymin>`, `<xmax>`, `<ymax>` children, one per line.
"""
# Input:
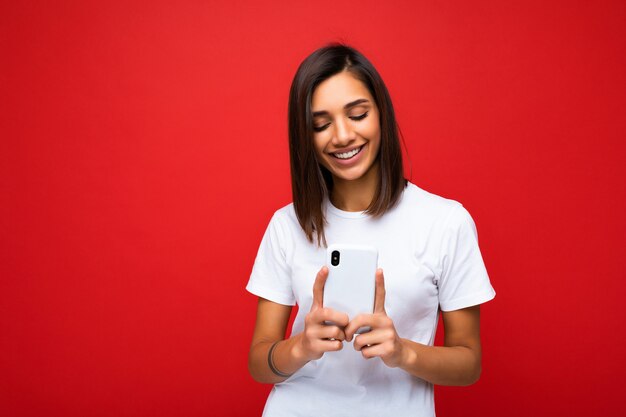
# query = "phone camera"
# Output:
<box><xmin>331</xmin><ymin>250</ymin><xmax>340</xmax><ymax>266</ymax></box>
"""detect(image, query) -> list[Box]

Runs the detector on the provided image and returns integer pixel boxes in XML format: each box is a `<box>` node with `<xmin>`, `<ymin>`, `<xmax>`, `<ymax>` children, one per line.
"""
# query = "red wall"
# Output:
<box><xmin>2</xmin><ymin>1</ymin><xmax>625</xmax><ymax>416</ymax></box>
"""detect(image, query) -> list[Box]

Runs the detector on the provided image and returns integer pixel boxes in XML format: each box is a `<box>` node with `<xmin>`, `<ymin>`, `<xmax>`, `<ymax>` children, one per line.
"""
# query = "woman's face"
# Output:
<box><xmin>311</xmin><ymin>71</ymin><xmax>381</xmax><ymax>183</ymax></box>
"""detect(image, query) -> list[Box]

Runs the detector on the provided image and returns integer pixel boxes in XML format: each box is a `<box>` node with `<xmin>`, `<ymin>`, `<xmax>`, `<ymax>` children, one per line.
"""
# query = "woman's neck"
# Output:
<box><xmin>330</xmin><ymin>162</ymin><xmax>379</xmax><ymax>212</ymax></box>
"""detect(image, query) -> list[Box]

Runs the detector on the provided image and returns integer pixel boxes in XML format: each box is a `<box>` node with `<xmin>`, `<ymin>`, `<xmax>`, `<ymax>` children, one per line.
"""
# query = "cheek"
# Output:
<box><xmin>312</xmin><ymin>136</ymin><xmax>331</xmax><ymax>166</ymax></box>
<box><xmin>363</xmin><ymin>123</ymin><xmax>381</xmax><ymax>152</ymax></box>
<box><xmin>360</xmin><ymin>113</ymin><xmax>381</xmax><ymax>143</ymax></box>
<box><xmin>313</xmin><ymin>136</ymin><xmax>325</xmax><ymax>156</ymax></box>
<box><xmin>370</xmin><ymin>137</ymin><xmax>381</xmax><ymax>160</ymax></box>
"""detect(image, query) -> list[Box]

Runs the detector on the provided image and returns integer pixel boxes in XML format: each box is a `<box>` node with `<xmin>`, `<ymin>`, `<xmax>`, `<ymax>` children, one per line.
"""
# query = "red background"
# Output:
<box><xmin>2</xmin><ymin>1</ymin><xmax>625</xmax><ymax>416</ymax></box>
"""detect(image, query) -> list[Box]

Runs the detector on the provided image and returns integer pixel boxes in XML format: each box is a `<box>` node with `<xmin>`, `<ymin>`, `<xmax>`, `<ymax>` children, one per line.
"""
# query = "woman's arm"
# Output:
<box><xmin>344</xmin><ymin>269</ymin><xmax>483</xmax><ymax>386</ymax></box>
<box><xmin>248</xmin><ymin>267</ymin><xmax>350</xmax><ymax>384</ymax></box>
<box><xmin>397</xmin><ymin>306</ymin><xmax>482</xmax><ymax>386</ymax></box>
<box><xmin>247</xmin><ymin>298</ymin><xmax>301</xmax><ymax>384</ymax></box>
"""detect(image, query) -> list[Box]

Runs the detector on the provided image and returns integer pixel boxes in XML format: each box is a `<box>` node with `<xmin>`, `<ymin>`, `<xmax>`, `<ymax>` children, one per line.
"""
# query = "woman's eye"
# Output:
<box><xmin>350</xmin><ymin>111</ymin><xmax>369</xmax><ymax>121</ymax></box>
<box><xmin>313</xmin><ymin>112</ymin><xmax>368</xmax><ymax>133</ymax></box>
<box><xmin>313</xmin><ymin>123</ymin><xmax>330</xmax><ymax>132</ymax></box>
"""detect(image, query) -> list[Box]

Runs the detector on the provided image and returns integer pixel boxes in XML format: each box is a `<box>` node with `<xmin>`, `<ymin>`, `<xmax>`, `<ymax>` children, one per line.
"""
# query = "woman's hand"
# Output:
<box><xmin>344</xmin><ymin>270</ymin><xmax>483</xmax><ymax>385</ymax></box>
<box><xmin>251</xmin><ymin>266</ymin><xmax>483</xmax><ymax>385</ymax></box>
<box><xmin>344</xmin><ymin>268</ymin><xmax>407</xmax><ymax>368</ymax></box>
<box><xmin>293</xmin><ymin>266</ymin><xmax>350</xmax><ymax>362</ymax></box>
<box><xmin>248</xmin><ymin>267</ymin><xmax>350</xmax><ymax>383</ymax></box>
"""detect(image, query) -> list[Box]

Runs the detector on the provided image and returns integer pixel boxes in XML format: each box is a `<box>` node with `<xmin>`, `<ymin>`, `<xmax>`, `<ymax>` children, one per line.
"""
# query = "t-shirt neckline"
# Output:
<box><xmin>324</xmin><ymin>182</ymin><xmax>412</xmax><ymax>219</ymax></box>
<box><xmin>325</xmin><ymin>198</ymin><xmax>369</xmax><ymax>219</ymax></box>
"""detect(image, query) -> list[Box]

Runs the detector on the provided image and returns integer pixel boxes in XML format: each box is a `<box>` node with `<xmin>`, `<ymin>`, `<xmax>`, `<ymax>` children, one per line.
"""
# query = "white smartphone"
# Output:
<box><xmin>323</xmin><ymin>244</ymin><xmax>378</xmax><ymax>333</ymax></box>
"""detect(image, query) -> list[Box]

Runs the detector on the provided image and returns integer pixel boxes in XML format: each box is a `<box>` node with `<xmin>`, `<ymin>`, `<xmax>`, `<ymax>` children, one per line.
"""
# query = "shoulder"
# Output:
<box><xmin>403</xmin><ymin>184</ymin><xmax>481</xmax><ymax>243</ymax></box>
<box><xmin>273</xmin><ymin>202</ymin><xmax>296</xmax><ymax>218</ymax></box>
<box><xmin>263</xmin><ymin>202</ymin><xmax>303</xmax><ymax>241</ymax></box>
<box><xmin>270</xmin><ymin>202</ymin><xmax>298</xmax><ymax>227</ymax></box>
<box><xmin>394</xmin><ymin>182</ymin><xmax>483</xmax><ymax>244</ymax></box>
<box><xmin>399</xmin><ymin>182</ymin><xmax>464</xmax><ymax>223</ymax></box>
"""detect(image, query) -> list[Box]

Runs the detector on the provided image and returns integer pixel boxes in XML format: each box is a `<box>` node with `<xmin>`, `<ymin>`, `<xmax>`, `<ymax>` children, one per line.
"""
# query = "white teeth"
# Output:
<box><xmin>333</xmin><ymin>146</ymin><xmax>362</xmax><ymax>159</ymax></box>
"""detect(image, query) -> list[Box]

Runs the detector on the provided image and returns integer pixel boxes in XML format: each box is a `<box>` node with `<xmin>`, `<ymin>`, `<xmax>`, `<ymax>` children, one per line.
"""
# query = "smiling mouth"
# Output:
<box><xmin>332</xmin><ymin>145</ymin><xmax>364</xmax><ymax>160</ymax></box>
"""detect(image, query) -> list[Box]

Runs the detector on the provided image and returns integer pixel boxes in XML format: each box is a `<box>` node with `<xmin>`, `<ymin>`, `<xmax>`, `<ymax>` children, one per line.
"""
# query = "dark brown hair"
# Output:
<box><xmin>288</xmin><ymin>43</ymin><xmax>406</xmax><ymax>246</ymax></box>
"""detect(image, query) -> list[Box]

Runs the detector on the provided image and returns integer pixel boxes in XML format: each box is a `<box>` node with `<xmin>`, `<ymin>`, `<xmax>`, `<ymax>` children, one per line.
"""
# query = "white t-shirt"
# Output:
<box><xmin>246</xmin><ymin>182</ymin><xmax>496</xmax><ymax>417</ymax></box>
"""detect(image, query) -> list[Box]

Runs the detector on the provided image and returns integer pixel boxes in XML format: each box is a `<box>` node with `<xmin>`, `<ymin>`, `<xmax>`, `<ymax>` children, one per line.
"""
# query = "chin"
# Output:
<box><xmin>335</xmin><ymin>171</ymin><xmax>367</xmax><ymax>182</ymax></box>
<box><xmin>328</xmin><ymin>165</ymin><xmax>373</xmax><ymax>182</ymax></box>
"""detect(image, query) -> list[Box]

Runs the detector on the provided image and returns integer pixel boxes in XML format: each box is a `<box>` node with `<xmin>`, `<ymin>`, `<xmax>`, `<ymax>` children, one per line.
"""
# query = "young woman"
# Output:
<box><xmin>246</xmin><ymin>44</ymin><xmax>495</xmax><ymax>417</ymax></box>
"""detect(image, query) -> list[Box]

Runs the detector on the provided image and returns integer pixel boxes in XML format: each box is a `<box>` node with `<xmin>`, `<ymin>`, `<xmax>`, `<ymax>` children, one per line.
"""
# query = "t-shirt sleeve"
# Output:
<box><xmin>246</xmin><ymin>212</ymin><xmax>296</xmax><ymax>306</ymax></box>
<box><xmin>437</xmin><ymin>204</ymin><xmax>496</xmax><ymax>311</ymax></box>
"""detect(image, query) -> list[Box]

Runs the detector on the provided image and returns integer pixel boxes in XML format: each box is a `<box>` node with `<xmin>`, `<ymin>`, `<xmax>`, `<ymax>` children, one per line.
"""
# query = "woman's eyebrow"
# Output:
<box><xmin>312</xmin><ymin>98</ymin><xmax>370</xmax><ymax>117</ymax></box>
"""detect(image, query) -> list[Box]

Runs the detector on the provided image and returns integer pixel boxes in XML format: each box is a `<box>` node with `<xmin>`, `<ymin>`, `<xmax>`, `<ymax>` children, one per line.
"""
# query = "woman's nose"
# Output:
<box><xmin>332</xmin><ymin>117</ymin><xmax>356</xmax><ymax>146</ymax></box>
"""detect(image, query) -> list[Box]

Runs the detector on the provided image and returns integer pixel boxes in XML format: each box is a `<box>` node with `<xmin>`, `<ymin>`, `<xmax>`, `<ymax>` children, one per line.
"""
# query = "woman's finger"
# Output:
<box><xmin>344</xmin><ymin>314</ymin><xmax>374</xmax><ymax>342</ymax></box>
<box><xmin>317</xmin><ymin>324</ymin><xmax>347</xmax><ymax>342</ymax></box>
<box><xmin>310</xmin><ymin>266</ymin><xmax>328</xmax><ymax>312</ymax></box>
<box><xmin>316</xmin><ymin>307</ymin><xmax>349</xmax><ymax>328</ymax></box>
<box><xmin>359</xmin><ymin>342</ymin><xmax>387</xmax><ymax>359</ymax></box>
<box><xmin>318</xmin><ymin>339</ymin><xmax>344</xmax><ymax>352</ymax></box>
<box><xmin>373</xmin><ymin>268</ymin><xmax>386</xmax><ymax>314</ymax></box>
<box><xmin>352</xmin><ymin>331</ymin><xmax>377</xmax><ymax>351</ymax></box>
